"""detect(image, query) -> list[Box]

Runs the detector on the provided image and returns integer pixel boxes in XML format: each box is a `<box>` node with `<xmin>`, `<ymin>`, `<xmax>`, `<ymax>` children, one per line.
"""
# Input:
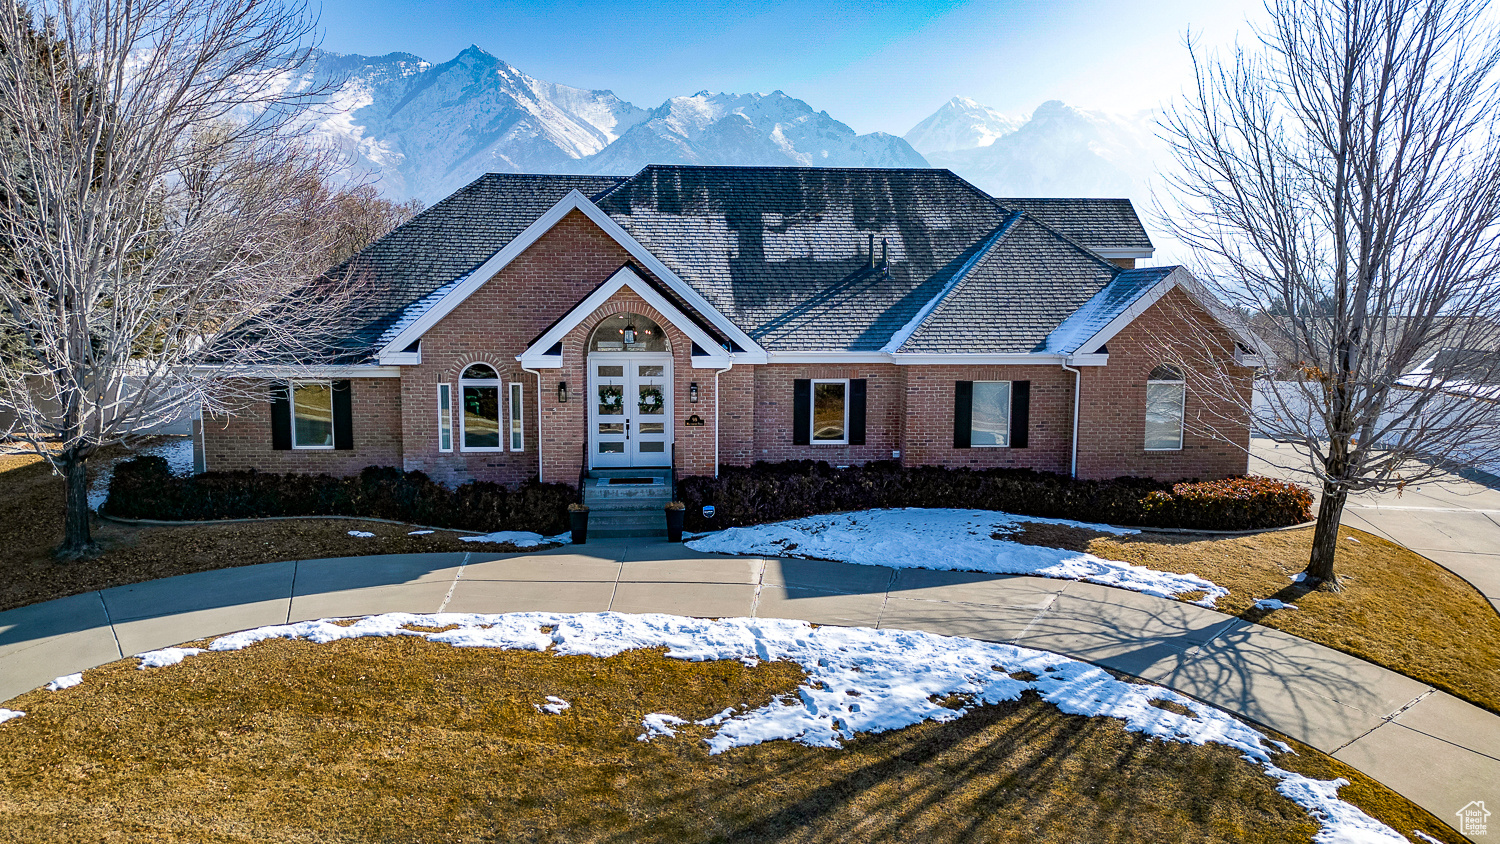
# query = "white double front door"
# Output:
<box><xmin>588</xmin><ymin>353</ymin><xmax>673</xmax><ymax>468</ymax></box>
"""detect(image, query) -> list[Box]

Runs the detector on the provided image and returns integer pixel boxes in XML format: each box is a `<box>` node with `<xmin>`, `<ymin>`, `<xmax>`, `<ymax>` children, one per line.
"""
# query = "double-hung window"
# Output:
<box><xmin>460</xmin><ymin>364</ymin><xmax>502</xmax><ymax>451</ymax></box>
<box><xmin>811</xmin><ymin>379</ymin><xmax>848</xmax><ymax>444</ymax></box>
<box><xmin>508</xmin><ymin>382</ymin><xmax>524</xmax><ymax>451</ymax></box>
<box><xmin>291</xmin><ymin>382</ymin><xmax>335</xmax><ymax>450</ymax></box>
<box><xmin>953</xmin><ymin>380</ymin><xmax>1029</xmax><ymax>449</ymax></box>
<box><xmin>969</xmin><ymin>381</ymin><xmax>1012</xmax><ymax>447</ymax></box>
<box><xmin>1145</xmin><ymin>364</ymin><xmax>1186</xmax><ymax>451</ymax></box>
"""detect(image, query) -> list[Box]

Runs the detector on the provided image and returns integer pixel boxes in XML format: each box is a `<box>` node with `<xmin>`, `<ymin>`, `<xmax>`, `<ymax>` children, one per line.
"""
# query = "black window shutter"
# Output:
<box><xmin>953</xmin><ymin>381</ymin><xmax>973</xmax><ymax>449</ymax></box>
<box><xmin>792</xmin><ymin>379</ymin><xmax>811</xmax><ymax>445</ymax></box>
<box><xmin>270</xmin><ymin>383</ymin><xmax>291</xmax><ymax>450</ymax></box>
<box><xmin>332</xmin><ymin>380</ymin><xmax>354</xmax><ymax>451</ymax></box>
<box><xmin>848</xmin><ymin>379</ymin><xmax>867</xmax><ymax>445</ymax></box>
<box><xmin>1011</xmin><ymin>380</ymin><xmax>1030</xmax><ymax>449</ymax></box>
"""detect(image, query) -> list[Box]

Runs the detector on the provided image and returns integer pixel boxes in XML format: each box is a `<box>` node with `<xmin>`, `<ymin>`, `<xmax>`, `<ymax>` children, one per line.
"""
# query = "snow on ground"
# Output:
<box><xmin>1254</xmin><ymin>599</ymin><xmax>1298</xmax><ymax>611</ymax></box>
<box><xmin>0</xmin><ymin>709</ymin><xmax>21</xmax><ymax>724</ymax></box>
<box><xmin>135</xmin><ymin>647</ymin><xmax>205</xmax><ymax>669</ymax></box>
<box><xmin>88</xmin><ymin>437</ymin><xmax>195</xmax><ymax>511</ymax></box>
<box><xmin>97</xmin><ymin>611</ymin><xmax>1413</xmax><ymax>843</ymax></box>
<box><xmin>347</xmin><ymin>530</ymin><xmax>375</xmax><ymax>538</ymax></box>
<box><xmin>537</xmin><ymin>696</ymin><xmax>571</xmax><ymax>715</ymax></box>
<box><xmin>409</xmin><ymin>530</ymin><xmax>434</xmax><ymax>536</ymax></box>
<box><xmin>460</xmin><ymin>530</ymin><xmax>549</xmax><ymax>547</ymax></box>
<box><xmin>46</xmin><ymin>673</ymin><xmax>82</xmax><ymax>691</ymax></box>
<box><xmin>687</xmin><ymin>508</ymin><xmax>1227</xmax><ymax>607</ymax></box>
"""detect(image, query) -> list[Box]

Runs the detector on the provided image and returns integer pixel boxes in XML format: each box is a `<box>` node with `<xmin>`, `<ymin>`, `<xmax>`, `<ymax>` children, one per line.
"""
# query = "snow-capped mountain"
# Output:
<box><xmin>285</xmin><ymin>46</ymin><xmax>646</xmax><ymax>201</ymax></box>
<box><xmin>903</xmin><ymin>96</ymin><xmax>1023</xmax><ymax>155</ymax></box>
<box><xmin>567</xmin><ymin>91</ymin><xmax>926</xmax><ymax>175</ymax></box>
<box><xmin>282</xmin><ymin>48</ymin><xmax>924</xmax><ymax>203</ymax></box>
<box><xmin>920</xmin><ymin>100</ymin><xmax>1164</xmax><ymax>201</ymax></box>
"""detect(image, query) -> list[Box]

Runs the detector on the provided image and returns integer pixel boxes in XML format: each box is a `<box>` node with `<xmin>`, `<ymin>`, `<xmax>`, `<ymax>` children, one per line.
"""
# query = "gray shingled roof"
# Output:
<box><xmin>897</xmin><ymin>215</ymin><xmax>1133</xmax><ymax>354</ymax></box>
<box><xmin>990</xmin><ymin>198</ymin><xmax>1154</xmax><ymax>252</ymax></box>
<box><xmin>269</xmin><ymin>165</ymin><xmax>1164</xmax><ymax>361</ymax></box>
<box><xmin>595</xmin><ymin>166</ymin><xmax>1019</xmax><ymax>351</ymax></box>
<box><xmin>327</xmin><ymin>173</ymin><xmax>626</xmax><ymax>357</ymax></box>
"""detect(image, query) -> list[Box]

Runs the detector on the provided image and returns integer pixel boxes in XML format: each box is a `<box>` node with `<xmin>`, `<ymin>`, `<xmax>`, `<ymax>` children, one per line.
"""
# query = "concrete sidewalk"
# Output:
<box><xmin>0</xmin><ymin>538</ymin><xmax>1495</xmax><ymax>838</ymax></box>
<box><xmin>1251</xmin><ymin>439</ymin><xmax>1500</xmax><ymax>612</ymax></box>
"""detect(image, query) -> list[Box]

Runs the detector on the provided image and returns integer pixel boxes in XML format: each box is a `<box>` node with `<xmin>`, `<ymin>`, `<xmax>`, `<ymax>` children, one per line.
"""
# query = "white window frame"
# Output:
<box><xmin>810</xmin><ymin>378</ymin><xmax>850</xmax><ymax>446</ymax></box>
<box><xmin>969</xmin><ymin>380</ymin><xmax>1013</xmax><ymax>448</ymax></box>
<box><xmin>289</xmin><ymin>380</ymin><xmax>335</xmax><ymax>451</ymax></box>
<box><xmin>459</xmin><ymin>364</ymin><xmax>504</xmax><ymax>453</ymax></box>
<box><xmin>437</xmin><ymin>383</ymin><xmax>453</xmax><ymax>452</ymax></box>
<box><xmin>1145</xmin><ymin>368</ymin><xmax>1187</xmax><ymax>452</ymax></box>
<box><xmin>508</xmin><ymin>382</ymin><xmax>524</xmax><ymax>452</ymax></box>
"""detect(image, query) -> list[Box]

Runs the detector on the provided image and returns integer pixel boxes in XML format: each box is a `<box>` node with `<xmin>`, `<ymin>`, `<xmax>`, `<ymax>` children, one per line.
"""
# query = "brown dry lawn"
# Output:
<box><xmin>1011</xmin><ymin>520</ymin><xmax>1500</xmax><ymax>714</ymax></box>
<box><xmin>0</xmin><ymin>637</ymin><xmax>1466</xmax><ymax>843</ymax></box>
<box><xmin>0</xmin><ymin>443</ymin><xmax>556</xmax><ymax>612</ymax></box>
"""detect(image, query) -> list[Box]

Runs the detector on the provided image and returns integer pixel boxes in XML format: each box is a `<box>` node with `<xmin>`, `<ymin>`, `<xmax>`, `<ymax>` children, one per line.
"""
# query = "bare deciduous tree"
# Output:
<box><xmin>0</xmin><ymin>0</ymin><xmax>371</xmax><ymax>558</ymax></box>
<box><xmin>1161</xmin><ymin>0</ymin><xmax>1500</xmax><ymax>589</ymax></box>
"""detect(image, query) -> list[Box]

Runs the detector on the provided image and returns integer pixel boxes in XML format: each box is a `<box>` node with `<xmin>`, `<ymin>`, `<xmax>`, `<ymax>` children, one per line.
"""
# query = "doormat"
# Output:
<box><xmin>607</xmin><ymin>477</ymin><xmax>658</xmax><ymax>485</ymax></box>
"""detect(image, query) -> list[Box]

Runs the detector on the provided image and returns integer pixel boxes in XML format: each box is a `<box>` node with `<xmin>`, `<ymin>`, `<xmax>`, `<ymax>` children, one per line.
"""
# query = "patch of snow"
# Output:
<box><xmin>131</xmin><ymin>612</ymin><xmax>1404</xmax><ymax>842</ymax></box>
<box><xmin>686</xmin><ymin>508</ymin><xmax>1225</xmax><ymax>606</ymax></box>
<box><xmin>1254</xmin><ymin>599</ymin><xmax>1298</xmax><ymax>611</ymax></box>
<box><xmin>1346</xmin><ymin>536</ymin><xmax>1361</xmax><ymax>543</ymax></box>
<box><xmin>639</xmin><ymin>712</ymin><xmax>688</xmax><ymax>741</ymax></box>
<box><xmin>347</xmin><ymin>530</ymin><xmax>376</xmax><ymax>538</ymax></box>
<box><xmin>537</xmin><ymin>696</ymin><xmax>570</xmax><ymax>715</ymax></box>
<box><xmin>408</xmin><ymin>530</ymin><xmax>434</xmax><ymax>535</ymax></box>
<box><xmin>89</xmin><ymin>437</ymin><xmax>195</xmax><ymax>511</ymax></box>
<box><xmin>460</xmin><ymin>530</ymin><xmax>549</xmax><ymax>547</ymax></box>
<box><xmin>46</xmin><ymin>673</ymin><xmax>82</xmax><ymax>691</ymax></box>
<box><xmin>0</xmin><ymin>709</ymin><xmax>22</xmax><ymax>725</ymax></box>
<box><xmin>545</xmin><ymin>532</ymin><xmax>572</xmax><ymax>545</ymax></box>
<box><xmin>1413</xmin><ymin>831</ymin><xmax>1443</xmax><ymax>843</ymax></box>
<box><xmin>136</xmin><ymin>647</ymin><xmax>206</xmax><ymax>669</ymax></box>
<box><xmin>1291</xmin><ymin>573</ymin><xmax>1313</xmax><ymax>584</ymax></box>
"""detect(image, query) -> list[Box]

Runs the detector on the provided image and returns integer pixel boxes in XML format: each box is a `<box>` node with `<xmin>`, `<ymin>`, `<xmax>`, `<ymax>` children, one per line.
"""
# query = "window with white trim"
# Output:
<box><xmin>291</xmin><ymin>382</ymin><xmax>335</xmax><ymax>450</ymax></box>
<box><xmin>508</xmin><ymin>382</ymin><xmax>524</xmax><ymax>451</ymax></box>
<box><xmin>460</xmin><ymin>364</ymin><xmax>501</xmax><ymax>451</ymax></box>
<box><xmin>970</xmin><ymin>381</ymin><xmax>1011</xmax><ymax>447</ymax></box>
<box><xmin>1145</xmin><ymin>364</ymin><xmax>1186</xmax><ymax>451</ymax></box>
<box><xmin>437</xmin><ymin>383</ymin><xmax>453</xmax><ymax>452</ymax></box>
<box><xmin>811</xmin><ymin>379</ymin><xmax>848</xmax><ymax>444</ymax></box>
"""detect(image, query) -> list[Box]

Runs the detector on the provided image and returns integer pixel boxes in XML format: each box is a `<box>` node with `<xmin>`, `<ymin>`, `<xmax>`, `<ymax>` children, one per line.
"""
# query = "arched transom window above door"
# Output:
<box><xmin>589</xmin><ymin>313</ymin><xmax>668</xmax><ymax>353</ymax></box>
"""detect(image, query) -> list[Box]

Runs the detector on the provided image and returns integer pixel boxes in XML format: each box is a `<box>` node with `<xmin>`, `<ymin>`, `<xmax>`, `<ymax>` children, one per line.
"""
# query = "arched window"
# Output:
<box><xmin>589</xmin><ymin>313</ymin><xmax>668</xmax><ymax>352</ymax></box>
<box><xmin>460</xmin><ymin>363</ymin><xmax>501</xmax><ymax>451</ymax></box>
<box><xmin>1145</xmin><ymin>364</ymin><xmax>1185</xmax><ymax>451</ymax></box>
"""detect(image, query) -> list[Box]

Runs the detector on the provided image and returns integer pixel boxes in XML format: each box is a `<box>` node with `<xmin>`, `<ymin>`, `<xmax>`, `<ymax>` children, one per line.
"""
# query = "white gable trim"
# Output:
<box><xmin>517</xmin><ymin>265</ymin><xmax>732</xmax><ymax>370</ymax></box>
<box><xmin>1071</xmin><ymin>267</ymin><xmax>1265</xmax><ymax>364</ymax></box>
<box><xmin>377</xmin><ymin>190</ymin><xmax>766</xmax><ymax>362</ymax></box>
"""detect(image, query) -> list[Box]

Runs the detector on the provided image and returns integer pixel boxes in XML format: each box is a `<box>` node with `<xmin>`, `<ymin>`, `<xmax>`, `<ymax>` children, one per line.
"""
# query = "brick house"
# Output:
<box><xmin>199</xmin><ymin>166</ymin><xmax>1262</xmax><ymax>496</ymax></box>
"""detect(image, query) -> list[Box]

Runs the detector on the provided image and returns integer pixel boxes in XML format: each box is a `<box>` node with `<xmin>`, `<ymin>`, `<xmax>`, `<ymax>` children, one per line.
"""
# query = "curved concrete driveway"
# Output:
<box><xmin>0</xmin><ymin>536</ymin><xmax>1496</xmax><ymax>836</ymax></box>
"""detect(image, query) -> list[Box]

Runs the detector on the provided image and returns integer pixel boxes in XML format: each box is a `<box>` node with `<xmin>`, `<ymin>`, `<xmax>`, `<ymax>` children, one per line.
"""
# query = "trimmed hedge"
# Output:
<box><xmin>678</xmin><ymin>461</ymin><xmax>1312</xmax><ymax>533</ymax></box>
<box><xmin>103</xmin><ymin>458</ymin><xmax>575</xmax><ymax>536</ymax></box>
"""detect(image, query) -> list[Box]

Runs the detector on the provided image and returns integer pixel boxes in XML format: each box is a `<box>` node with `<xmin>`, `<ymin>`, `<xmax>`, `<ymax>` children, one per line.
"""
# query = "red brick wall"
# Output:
<box><xmin>900</xmin><ymin>365</ymin><xmax>1074</xmax><ymax>474</ymax></box>
<box><xmin>1075</xmin><ymin>287</ymin><xmax>1252</xmax><ymax>480</ymax></box>
<box><xmin>202</xmin><ymin>378</ymin><xmax>403</xmax><ymax>476</ymax></box>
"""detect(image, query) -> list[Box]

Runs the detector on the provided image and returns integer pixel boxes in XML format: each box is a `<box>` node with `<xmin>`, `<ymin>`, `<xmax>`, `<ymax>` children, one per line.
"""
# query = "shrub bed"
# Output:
<box><xmin>104</xmin><ymin>459</ymin><xmax>575</xmax><ymax>536</ymax></box>
<box><xmin>677</xmin><ymin>461</ymin><xmax>1312</xmax><ymax>533</ymax></box>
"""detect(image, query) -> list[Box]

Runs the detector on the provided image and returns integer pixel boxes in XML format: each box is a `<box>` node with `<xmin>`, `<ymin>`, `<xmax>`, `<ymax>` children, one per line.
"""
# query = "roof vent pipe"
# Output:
<box><xmin>867</xmin><ymin>233</ymin><xmax>874</xmax><ymax>269</ymax></box>
<box><xmin>881</xmin><ymin>238</ymin><xmax>888</xmax><ymax>267</ymax></box>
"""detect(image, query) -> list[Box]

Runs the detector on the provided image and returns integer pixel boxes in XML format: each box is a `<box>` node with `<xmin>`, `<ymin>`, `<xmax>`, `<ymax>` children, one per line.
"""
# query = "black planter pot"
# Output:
<box><xmin>569</xmin><ymin>509</ymin><xmax>589</xmax><ymax>544</ymax></box>
<box><xmin>665</xmin><ymin>508</ymin><xmax>685</xmax><ymax>542</ymax></box>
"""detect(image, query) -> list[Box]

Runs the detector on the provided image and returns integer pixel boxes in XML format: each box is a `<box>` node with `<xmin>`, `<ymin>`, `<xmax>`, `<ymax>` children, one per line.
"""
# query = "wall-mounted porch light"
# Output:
<box><xmin>556</xmin><ymin>381</ymin><xmax>569</xmax><ymax>403</ymax></box>
<box><xmin>689</xmin><ymin>382</ymin><xmax>700</xmax><ymax>403</ymax></box>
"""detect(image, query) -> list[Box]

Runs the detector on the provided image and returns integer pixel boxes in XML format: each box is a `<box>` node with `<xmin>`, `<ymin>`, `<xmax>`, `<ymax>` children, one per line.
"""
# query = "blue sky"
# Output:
<box><xmin>313</xmin><ymin>0</ymin><xmax>1265</xmax><ymax>134</ymax></box>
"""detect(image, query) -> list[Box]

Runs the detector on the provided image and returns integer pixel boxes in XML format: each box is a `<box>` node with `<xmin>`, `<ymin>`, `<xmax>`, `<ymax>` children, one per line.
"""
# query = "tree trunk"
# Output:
<box><xmin>1304</xmin><ymin>480</ymin><xmax>1348</xmax><ymax>591</ymax></box>
<box><xmin>56</xmin><ymin>451</ymin><xmax>97</xmax><ymax>560</ymax></box>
